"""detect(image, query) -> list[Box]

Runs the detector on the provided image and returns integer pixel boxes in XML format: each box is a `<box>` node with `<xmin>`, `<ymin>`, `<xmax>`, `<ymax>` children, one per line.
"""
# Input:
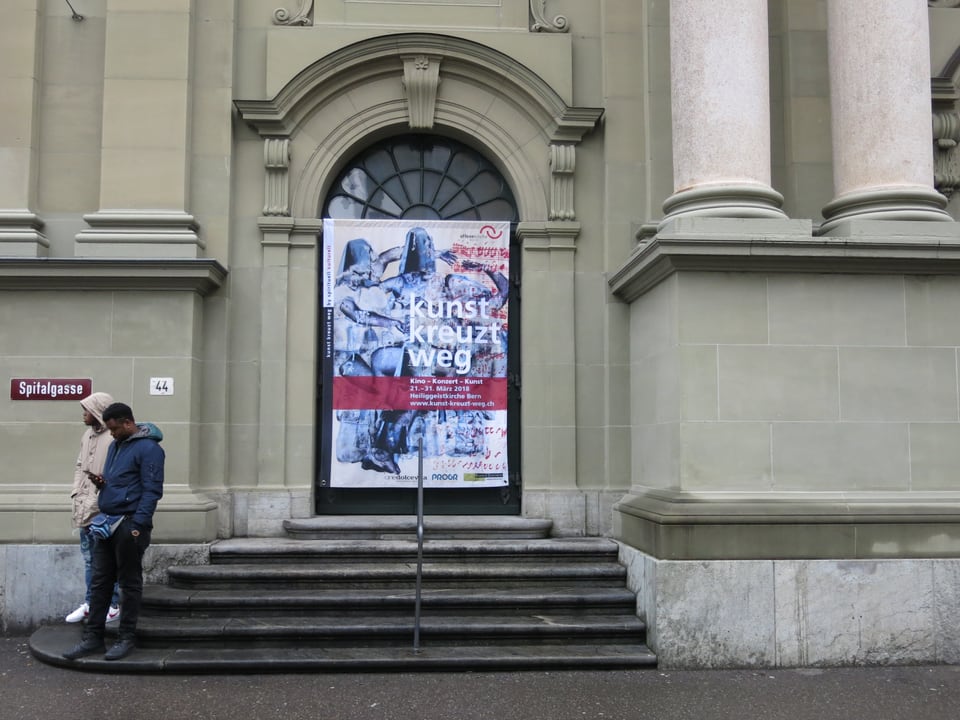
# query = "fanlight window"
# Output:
<box><xmin>323</xmin><ymin>136</ymin><xmax>518</xmax><ymax>222</ymax></box>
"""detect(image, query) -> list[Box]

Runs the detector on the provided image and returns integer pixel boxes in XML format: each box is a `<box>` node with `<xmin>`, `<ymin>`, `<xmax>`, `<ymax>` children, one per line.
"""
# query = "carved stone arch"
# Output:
<box><xmin>235</xmin><ymin>32</ymin><xmax>603</xmax><ymax>223</ymax></box>
<box><xmin>291</xmin><ymin>101</ymin><xmax>548</xmax><ymax>222</ymax></box>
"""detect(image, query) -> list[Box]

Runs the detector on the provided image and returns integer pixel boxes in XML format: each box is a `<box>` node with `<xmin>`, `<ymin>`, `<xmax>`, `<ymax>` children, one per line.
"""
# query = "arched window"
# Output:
<box><xmin>323</xmin><ymin>135</ymin><xmax>518</xmax><ymax>221</ymax></box>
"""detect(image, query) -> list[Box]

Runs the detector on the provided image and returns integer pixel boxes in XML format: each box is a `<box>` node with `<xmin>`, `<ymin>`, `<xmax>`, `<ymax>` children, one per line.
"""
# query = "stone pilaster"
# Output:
<box><xmin>0</xmin><ymin>2</ymin><xmax>47</xmax><ymax>256</ymax></box>
<box><xmin>76</xmin><ymin>0</ymin><xmax>201</xmax><ymax>257</ymax></box>
<box><xmin>661</xmin><ymin>0</ymin><xmax>785</xmax><ymax>226</ymax></box>
<box><xmin>517</xmin><ymin>222</ymin><xmax>579</xmax><ymax>494</ymax></box>
<box><xmin>255</xmin><ymin>216</ymin><xmax>323</xmax><ymax>495</ymax></box>
<box><xmin>821</xmin><ymin>0</ymin><xmax>952</xmax><ymax>232</ymax></box>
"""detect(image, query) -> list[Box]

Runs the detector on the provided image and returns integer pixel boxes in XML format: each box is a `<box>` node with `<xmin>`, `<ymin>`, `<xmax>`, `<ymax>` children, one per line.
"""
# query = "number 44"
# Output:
<box><xmin>149</xmin><ymin>377</ymin><xmax>174</xmax><ymax>396</ymax></box>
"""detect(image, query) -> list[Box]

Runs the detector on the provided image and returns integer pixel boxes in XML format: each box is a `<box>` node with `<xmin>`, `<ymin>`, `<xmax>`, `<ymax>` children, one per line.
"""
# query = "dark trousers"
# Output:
<box><xmin>85</xmin><ymin>519</ymin><xmax>151</xmax><ymax>642</ymax></box>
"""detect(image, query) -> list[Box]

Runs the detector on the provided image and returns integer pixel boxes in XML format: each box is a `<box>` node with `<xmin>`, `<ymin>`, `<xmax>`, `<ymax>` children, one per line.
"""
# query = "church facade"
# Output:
<box><xmin>2</xmin><ymin>0</ymin><xmax>960</xmax><ymax>667</ymax></box>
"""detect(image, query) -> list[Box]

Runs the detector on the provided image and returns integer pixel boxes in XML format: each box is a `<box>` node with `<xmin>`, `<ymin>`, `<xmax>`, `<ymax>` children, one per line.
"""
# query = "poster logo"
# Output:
<box><xmin>479</xmin><ymin>224</ymin><xmax>503</xmax><ymax>240</ymax></box>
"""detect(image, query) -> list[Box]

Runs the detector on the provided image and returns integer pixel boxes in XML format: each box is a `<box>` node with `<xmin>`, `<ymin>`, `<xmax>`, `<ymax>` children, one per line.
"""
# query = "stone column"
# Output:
<box><xmin>661</xmin><ymin>0</ymin><xmax>785</xmax><ymax>226</ymax></box>
<box><xmin>821</xmin><ymin>0</ymin><xmax>951</xmax><ymax>232</ymax></box>
<box><xmin>75</xmin><ymin>0</ymin><xmax>201</xmax><ymax>257</ymax></box>
<box><xmin>0</xmin><ymin>1</ymin><xmax>46</xmax><ymax>256</ymax></box>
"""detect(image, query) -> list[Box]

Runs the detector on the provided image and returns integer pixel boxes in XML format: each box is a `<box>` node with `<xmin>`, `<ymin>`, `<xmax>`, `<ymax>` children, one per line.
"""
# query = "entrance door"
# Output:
<box><xmin>316</xmin><ymin>135</ymin><xmax>520</xmax><ymax>515</ymax></box>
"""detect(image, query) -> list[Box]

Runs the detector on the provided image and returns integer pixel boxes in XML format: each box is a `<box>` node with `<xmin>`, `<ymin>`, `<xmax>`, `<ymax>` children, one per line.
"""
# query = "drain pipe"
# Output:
<box><xmin>413</xmin><ymin>437</ymin><xmax>424</xmax><ymax>653</ymax></box>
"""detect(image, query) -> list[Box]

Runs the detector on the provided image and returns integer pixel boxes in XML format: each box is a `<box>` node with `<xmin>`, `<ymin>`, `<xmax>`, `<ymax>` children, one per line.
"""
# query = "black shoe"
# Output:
<box><xmin>104</xmin><ymin>637</ymin><xmax>136</xmax><ymax>661</ymax></box>
<box><xmin>63</xmin><ymin>637</ymin><xmax>105</xmax><ymax>660</ymax></box>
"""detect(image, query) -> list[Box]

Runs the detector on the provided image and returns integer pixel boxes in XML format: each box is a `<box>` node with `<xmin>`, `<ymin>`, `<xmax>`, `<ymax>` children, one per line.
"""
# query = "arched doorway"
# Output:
<box><xmin>316</xmin><ymin>134</ymin><xmax>521</xmax><ymax>514</ymax></box>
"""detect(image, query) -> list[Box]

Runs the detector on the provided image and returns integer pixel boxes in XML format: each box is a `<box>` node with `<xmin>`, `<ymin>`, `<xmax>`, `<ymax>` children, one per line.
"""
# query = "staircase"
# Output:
<box><xmin>29</xmin><ymin>516</ymin><xmax>656</xmax><ymax>672</ymax></box>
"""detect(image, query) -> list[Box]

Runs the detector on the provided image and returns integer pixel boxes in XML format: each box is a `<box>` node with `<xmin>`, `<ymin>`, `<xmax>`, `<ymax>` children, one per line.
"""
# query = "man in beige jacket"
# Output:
<box><xmin>66</xmin><ymin>391</ymin><xmax>120</xmax><ymax>624</ymax></box>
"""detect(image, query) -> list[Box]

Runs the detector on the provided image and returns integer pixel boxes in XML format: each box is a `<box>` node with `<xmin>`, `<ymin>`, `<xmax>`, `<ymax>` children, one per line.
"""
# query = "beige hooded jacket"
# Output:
<box><xmin>71</xmin><ymin>391</ymin><xmax>115</xmax><ymax>528</ymax></box>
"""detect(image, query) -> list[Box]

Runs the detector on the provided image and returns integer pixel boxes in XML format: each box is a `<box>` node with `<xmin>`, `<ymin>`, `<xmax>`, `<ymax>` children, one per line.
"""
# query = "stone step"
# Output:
<box><xmin>141</xmin><ymin>585</ymin><xmax>639</xmax><ymax>617</ymax></box>
<box><xmin>29</xmin><ymin>520</ymin><xmax>657</xmax><ymax>673</ymax></box>
<box><xmin>131</xmin><ymin>613</ymin><xmax>647</xmax><ymax>648</ymax></box>
<box><xmin>283</xmin><ymin>515</ymin><xmax>553</xmax><ymax>540</ymax></box>
<box><xmin>210</xmin><ymin>537</ymin><xmax>620</xmax><ymax>565</ymax></box>
<box><xmin>30</xmin><ymin>625</ymin><xmax>656</xmax><ymax>673</ymax></box>
<box><xmin>166</xmin><ymin>561</ymin><xmax>627</xmax><ymax>590</ymax></box>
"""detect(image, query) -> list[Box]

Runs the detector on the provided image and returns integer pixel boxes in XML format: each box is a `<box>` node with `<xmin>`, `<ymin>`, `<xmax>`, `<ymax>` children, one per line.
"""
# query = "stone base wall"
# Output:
<box><xmin>0</xmin><ymin>544</ymin><xmax>210</xmax><ymax>634</ymax></box>
<box><xmin>620</xmin><ymin>543</ymin><xmax>960</xmax><ymax>668</ymax></box>
<box><xmin>522</xmin><ymin>490</ymin><xmax>626</xmax><ymax>537</ymax></box>
<box><xmin>225</xmin><ymin>490</ymin><xmax>314</xmax><ymax>538</ymax></box>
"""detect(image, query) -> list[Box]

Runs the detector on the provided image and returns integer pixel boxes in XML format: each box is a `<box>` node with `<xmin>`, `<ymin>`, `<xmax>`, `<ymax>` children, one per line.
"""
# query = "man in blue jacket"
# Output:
<box><xmin>63</xmin><ymin>402</ymin><xmax>164</xmax><ymax>662</ymax></box>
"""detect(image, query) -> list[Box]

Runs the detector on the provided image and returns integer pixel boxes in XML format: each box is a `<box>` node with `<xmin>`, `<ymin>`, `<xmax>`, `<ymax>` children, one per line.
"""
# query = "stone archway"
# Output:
<box><xmin>235</xmin><ymin>32</ymin><xmax>602</xmax><ymax>527</ymax></box>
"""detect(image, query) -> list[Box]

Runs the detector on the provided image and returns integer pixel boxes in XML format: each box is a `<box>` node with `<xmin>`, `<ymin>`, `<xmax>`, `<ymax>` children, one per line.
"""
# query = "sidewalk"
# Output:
<box><xmin>3</xmin><ymin>635</ymin><xmax>959</xmax><ymax>720</ymax></box>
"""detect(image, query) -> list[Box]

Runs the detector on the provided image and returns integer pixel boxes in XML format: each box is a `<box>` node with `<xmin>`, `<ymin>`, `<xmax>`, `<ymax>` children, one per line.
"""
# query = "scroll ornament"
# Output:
<box><xmin>934</xmin><ymin>110</ymin><xmax>960</xmax><ymax>199</ymax></box>
<box><xmin>273</xmin><ymin>1</ymin><xmax>313</xmax><ymax>26</ymax></box>
<box><xmin>530</xmin><ymin>0</ymin><xmax>569</xmax><ymax>33</ymax></box>
<box><xmin>264</xmin><ymin>138</ymin><xmax>292</xmax><ymax>216</ymax></box>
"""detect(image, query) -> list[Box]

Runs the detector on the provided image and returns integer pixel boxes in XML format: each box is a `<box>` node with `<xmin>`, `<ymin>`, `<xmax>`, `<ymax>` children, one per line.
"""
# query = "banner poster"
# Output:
<box><xmin>321</xmin><ymin>219</ymin><xmax>510</xmax><ymax>489</ymax></box>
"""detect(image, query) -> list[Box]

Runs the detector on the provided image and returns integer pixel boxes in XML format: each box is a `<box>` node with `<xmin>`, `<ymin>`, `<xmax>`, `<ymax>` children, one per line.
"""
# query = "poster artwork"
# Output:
<box><xmin>321</xmin><ymin>219</ymin><xmax>510</xmax><ymax>489</ymax></box>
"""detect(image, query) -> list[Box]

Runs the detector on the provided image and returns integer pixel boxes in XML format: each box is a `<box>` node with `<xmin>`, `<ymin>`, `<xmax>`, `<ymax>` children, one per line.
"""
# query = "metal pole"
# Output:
<box><xmin>413</xmin><ymin>437</ymin><xmax>424</xmax><ymax>653</ymax></box>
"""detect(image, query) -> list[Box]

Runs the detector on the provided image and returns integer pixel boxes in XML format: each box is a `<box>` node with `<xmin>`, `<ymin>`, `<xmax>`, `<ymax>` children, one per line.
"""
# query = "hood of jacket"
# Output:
<box><xmin>132</xmin><ymin>422</ymin><xmax>164</xmax><ymax>442</ymax></box>
<box><xmin>80</xmin><ymin>392</ymin><xmax>114</xmax><ymax>429</ymax></box>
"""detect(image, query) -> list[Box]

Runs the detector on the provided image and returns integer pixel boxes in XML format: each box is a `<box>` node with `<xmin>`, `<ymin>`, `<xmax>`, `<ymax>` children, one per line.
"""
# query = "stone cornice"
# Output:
<box><xmin>609</xmin><ymin>218</ymin><xmax>960</xmax><ymax>302</ymax></box>
<box><xmin>0</xmin><ymin>258</ymin><xmax>227</xmax><ymax>295</ymax></box>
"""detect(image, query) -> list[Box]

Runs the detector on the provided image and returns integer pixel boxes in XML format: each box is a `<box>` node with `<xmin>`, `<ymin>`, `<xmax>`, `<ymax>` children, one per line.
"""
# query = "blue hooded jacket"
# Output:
<box><xmin>99</xmin><ymin>422</ymin><xmax>164</xmax><ymax>531</ymax></box>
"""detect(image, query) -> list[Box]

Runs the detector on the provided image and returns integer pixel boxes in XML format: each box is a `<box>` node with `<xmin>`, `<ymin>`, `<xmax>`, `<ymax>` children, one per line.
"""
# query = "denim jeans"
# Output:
<box><xmin>85</xmin><ymin>519</ymin><xmax>150</xmax><ymax>641</ymax></box>
<box><xmin>79</xmin><ymin>527</ymin><xmax>120</xmax><ymax>607</ymax></box>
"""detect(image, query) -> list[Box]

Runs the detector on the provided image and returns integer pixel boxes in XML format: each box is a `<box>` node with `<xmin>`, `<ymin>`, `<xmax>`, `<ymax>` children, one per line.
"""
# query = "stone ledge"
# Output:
<box><xmin>0</xmin><ymin>257</ymin><xmax>227</xmax><ymax>294</ymax></box>
<box><xmin>0</xmin><ymin>487</ymin><xmax>220</xmax><ymax>544</ymax></box>
<box><xmin>615</xmin><ymin>489</ymin><xmax>960</xmax><ymax>560</ymax></box>
<box><xmin>609</xmin><ymin>217</ymin><xmax>960</xmax><ymax>302</ymax></box>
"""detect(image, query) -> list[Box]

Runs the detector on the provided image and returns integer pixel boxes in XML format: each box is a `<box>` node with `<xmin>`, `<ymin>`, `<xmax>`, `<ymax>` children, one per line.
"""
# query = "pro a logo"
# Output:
<box><xmin>479</xmin><ymin>224</ymin><xmax>503</xmax><ymax>240</ymax></box>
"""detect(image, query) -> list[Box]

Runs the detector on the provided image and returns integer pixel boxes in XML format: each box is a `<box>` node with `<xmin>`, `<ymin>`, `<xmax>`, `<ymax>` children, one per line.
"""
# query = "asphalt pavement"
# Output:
<box><xmin>2</xmin><ymin>635</ymin><xmax>959</xmax><ymax>720</ymax></box>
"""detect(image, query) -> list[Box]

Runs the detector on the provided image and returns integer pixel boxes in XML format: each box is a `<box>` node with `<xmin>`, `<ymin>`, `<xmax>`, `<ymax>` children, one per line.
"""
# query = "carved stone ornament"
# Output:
<box><xmin>264</xmin><ymin>138</ymin><xmax>291</xmax><ymax>216</ymax></box>
<box><xmin>549</xmin><ymin>143</ymin><xmax>576</xmax><ymax>220</ymax></box>
<box><xmin>530</xmin><ymin>0</ymin><xmax>569</xmax><ymax>33</ymax></box>
<box><xmin>402</xmin><ymin>55</ymin><xmax>442</xmax><ymax>130</ymax></box>
<box><xmin>934</xmin><ymin>110</ymin><xmax>960</xmax><ymax>199</ymax></box>
<box><xmin>273</xmin><ymin>0</ymin><xmax>313</xmax><ymax>26</ymax></box>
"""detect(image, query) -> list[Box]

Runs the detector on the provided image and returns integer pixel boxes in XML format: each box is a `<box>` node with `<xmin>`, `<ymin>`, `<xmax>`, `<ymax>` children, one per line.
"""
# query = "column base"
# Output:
<box><xmin>660</xmin><ymin>183</ymin><xmax>787</xmax><ymax>230</ymax></box>
<box><xmin>0</xmin><ymin>211</ymin><xmax>48</xmax><ymax>257</ymax></box>
<box><xmin>75</xmin><ymin>211</ymin><xmax>203</xmax><ymax>258</ymax></box>
<box><xmin>820</xmin><ymin>186</ymin><xmax>952</xmax><ymax>235</ymax></box>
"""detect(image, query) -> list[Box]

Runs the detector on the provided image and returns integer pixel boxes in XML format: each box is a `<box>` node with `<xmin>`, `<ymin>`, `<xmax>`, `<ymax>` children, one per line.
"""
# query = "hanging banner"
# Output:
<box><xmin>321</xmin><ymin>219</ymin><xmax>510</xmax><ymax>489</ymax></box>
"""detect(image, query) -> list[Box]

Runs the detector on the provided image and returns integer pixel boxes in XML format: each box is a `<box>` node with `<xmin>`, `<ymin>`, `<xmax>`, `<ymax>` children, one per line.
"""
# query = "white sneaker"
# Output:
<box><xmin>65</xmin><ymin>602</ymin><xmax>89</xmax><ymax>623</ymax></box>
<box><xmin>106</xmin><ymin>605</ymin><xmax>121</xmax><ymax>623</ymax></box>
